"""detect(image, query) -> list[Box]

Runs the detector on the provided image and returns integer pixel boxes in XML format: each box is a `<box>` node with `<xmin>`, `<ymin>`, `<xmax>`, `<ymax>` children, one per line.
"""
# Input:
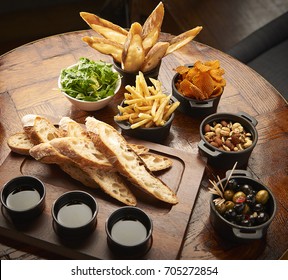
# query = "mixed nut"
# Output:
<box><xmin>204</xmin><ymin>120</ymin><xmax>253</xmax><ymax>152</ymax></box>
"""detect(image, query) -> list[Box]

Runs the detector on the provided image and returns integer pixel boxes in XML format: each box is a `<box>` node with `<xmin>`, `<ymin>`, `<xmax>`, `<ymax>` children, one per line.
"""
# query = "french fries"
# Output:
<box><xmin>80</xmin><ymin>2</ymin><xmax>202</xmax><ymax>72</ymax></box>
<box><xmin>114</xmin><ymin>72</ymin><xmax>180</xmax><ymax>129</ymax></box>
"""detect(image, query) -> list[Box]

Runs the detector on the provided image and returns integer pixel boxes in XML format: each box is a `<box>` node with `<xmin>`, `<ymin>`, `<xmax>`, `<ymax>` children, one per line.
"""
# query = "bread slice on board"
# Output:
<box><xmin>6</xmin><ymin>129</ymin><xmax>172</xmax><ymax>173</ymax></box>
<box><xmin>128</xmin><ymin>143</ymin><xmax>150</xmax><ymax>155</ymax></box>
<box><xmin>85</xmin><ymin>117</ymin><xmax>178</xmax><ymax>204</ymax></box>
<box><xmin>22</xmin><ymin>114</ymin><xmax>60</xmax><ymax>144</ymax></box>
<box><xmin>58</xmin><ymin>117</ymin><xmax>113</xmax><ymax>170</ymax></box>
<box><xmin>29</xmin><ymin>142</ymin><xmax>99</xmax><ymax>189</ymax></box>
<box><xmin>58</xmin><ymin>117</ymin><xmax>89</xmax><ymax>139</ymax></box>
<box><xmin>58</xmin><ymin>117</ymin><xmax>171</xmax><ymax>172</ymax></box>
<box><xmin>139</xmin><ymin>153</ymin><xmax>172</xmax><ymax>172</ymax></box>
<box><xmin>7</xmin><ymin>132</ymin><xmax>34</xmax><ymax>156</ymax></box>
<box><xmin>49</xmin><ymin>137</ymin><xmax>113</xmax><ymax>171</ymax></box>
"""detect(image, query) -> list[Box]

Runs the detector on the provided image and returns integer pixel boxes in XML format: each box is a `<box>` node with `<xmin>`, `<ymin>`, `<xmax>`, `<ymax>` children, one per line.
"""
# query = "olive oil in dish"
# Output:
<box><xmin>111</xmin><ymin>219</ymin><xmax>147</xmax><ymax>246</ymax></box>
<box><xmin>6</xmin><ymin>187</ymin><xmax>41</xmax><ymax>211</ymax></box>
<box><xmin>57</xmin><ymin>201</ymin><xmax>93</xmax><ymax>228</ymax></box>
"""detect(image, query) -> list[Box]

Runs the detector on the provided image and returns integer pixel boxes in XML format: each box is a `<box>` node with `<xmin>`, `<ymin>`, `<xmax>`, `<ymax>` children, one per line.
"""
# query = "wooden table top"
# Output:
<box><xmin>0</xmin><ymin>30</ymin><xmax>287</xmax><ymax>260</ymax></box>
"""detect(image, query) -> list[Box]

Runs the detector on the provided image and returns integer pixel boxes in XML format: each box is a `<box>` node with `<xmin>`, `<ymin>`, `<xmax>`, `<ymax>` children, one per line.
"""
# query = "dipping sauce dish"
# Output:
<box><xmin>52</xmin><ymin>190</ymin><xmax>98</xmax><ymax>239</ymax></box>
<box><xmin>106</xmin><ymin>206</ymin><xmax>153</xmax><ymax>256</ymax></box>
<box><xmin>0</xmin><ymin>175</ymin><xmax>46</xmax><ymax>221</ymax></box>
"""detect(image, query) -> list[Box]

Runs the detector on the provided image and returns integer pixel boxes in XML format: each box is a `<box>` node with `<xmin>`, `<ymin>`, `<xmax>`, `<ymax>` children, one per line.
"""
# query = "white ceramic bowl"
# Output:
<box><xmin>58</xmin><ymin>63</ymin><xmax>121</xmax><ymax>111</ymax></box>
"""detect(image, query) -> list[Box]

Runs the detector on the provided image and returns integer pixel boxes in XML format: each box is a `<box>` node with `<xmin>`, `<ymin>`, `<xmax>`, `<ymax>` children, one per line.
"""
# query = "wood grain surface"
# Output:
<box><xmin>0</xmin><ymin>30</ymin><xmax>287</xmax><ymax>260</ymax></box>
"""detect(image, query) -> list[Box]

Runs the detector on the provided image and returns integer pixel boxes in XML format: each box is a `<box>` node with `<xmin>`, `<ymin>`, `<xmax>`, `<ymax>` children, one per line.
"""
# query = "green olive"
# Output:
<box><xmin>224</xmin><ymin>189</ymin><xmax>235</xmax><ymax>201</ymax></box>
<box><xmin>215</xmin><ymin>203</ymin><xmax>226</xmax><ymax>214</ymax></box>
<box><xmin>232</xmin><ymin>191</ymin><xmax>246</xmax><ymax>203</ymax></box>
<box><xmin>225</xmin><ymin>200</ymin><xmax>235</xmax><ymax>210</ymax></box>
<box><xmin>256</xmin><ymin>190</ymin><xmax>269</xmax><ymax>204</ymax></box>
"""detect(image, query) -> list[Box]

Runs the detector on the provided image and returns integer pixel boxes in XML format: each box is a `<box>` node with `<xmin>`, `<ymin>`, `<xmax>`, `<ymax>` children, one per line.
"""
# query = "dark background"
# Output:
<box><xmin>1</xmin><ymin>0</ymin><xmax>288</xmax><ymax>55</ymax></box>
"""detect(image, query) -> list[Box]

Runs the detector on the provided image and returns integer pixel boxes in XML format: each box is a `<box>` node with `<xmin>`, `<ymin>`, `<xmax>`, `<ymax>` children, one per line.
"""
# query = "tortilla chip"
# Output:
<box><xmin>178</xmin><ymin>79</ymin><xmax>206</xmax><ymax>99</ymax></box>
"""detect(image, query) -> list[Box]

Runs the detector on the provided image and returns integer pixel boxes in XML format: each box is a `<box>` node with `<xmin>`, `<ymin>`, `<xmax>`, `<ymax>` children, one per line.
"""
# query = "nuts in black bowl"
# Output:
<box><xmin>198</xmin><ymin>112</ymin><xmax>258</xmax><ymax>168</ymax></box>
<box><xmin>203</xmin><ymin>119</ymin><xmax>253</xmax><ymax>152</ymax></box>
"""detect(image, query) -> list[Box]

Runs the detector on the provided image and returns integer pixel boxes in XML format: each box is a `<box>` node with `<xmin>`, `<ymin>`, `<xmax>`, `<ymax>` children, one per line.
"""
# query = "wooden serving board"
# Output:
<box><xmin>0</xmin><ymin>139</ymin><xmax>205</xmax><ymax>259</ymax></box>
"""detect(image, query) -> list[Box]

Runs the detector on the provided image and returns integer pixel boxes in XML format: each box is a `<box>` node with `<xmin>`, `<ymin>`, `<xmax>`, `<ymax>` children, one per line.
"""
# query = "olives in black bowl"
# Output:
<box><xmin>210</xmin><ymin>170</ymin><xmax>276</xmax><ymax>242</ymax></box>
<box><xmin>219</xmin><ymin>179</ymin><xmax>270</xmax><ymax>227</ymax></box>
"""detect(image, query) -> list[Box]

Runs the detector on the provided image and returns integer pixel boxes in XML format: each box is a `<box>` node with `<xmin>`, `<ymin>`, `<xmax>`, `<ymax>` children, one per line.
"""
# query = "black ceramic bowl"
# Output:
<box><xmin>172</xmin><ymin>68</ymin><xmax>223</xmax><ymax>118</ymax></box>
<box><xmin>198</xmin><ymin>112</ymin><xmax>258</xmax><ymax>169</ymax></box>
<box><xmin>52</xmin><ymin>191</ymin><xmax>98</xmax><ymax>239</ymax></box>
<box><xmin>113</xmin><ymin>60</ymin><xmax>161</xmax><ymax>87</ymax></box>
<box><xmin>210</xmin><ymin>170</ymin><xmax>276</xmax><ymax>242</ymax></box>
<box><xmin>106</xmin><ymin>206</ymin><xmax>153</xmax><ymax>257</ymax></box>
<box><xmin>114</xmin><ymin>99</ymin><xmax>175</xmax><ymax>143</ymax></box>
<box><xmin>0</xmin><ymin>176</ymin><xmax>46</xmax><ymax>221</ymax></box>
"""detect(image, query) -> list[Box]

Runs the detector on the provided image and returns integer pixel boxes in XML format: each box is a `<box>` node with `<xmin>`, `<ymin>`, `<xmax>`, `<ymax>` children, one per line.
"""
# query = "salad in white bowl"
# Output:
<box><xmin>58</xmin><ymin>58</ymin><xmax>121</xmax><ymax>111</ymax></box>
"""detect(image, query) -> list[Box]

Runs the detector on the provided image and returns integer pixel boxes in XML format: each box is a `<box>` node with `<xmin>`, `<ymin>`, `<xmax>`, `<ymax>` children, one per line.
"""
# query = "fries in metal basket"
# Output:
<box><xmin>114</xmin><ymin>72</ymin><xmax>180</xmax><ymax>129</ymax></box>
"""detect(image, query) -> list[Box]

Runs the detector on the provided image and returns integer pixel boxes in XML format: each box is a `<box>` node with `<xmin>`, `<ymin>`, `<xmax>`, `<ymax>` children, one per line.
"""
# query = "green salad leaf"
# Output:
<box><xmin>60</xmin><ymin>57</ymin><xmax>120</xmax><ymax>101</ymax></box>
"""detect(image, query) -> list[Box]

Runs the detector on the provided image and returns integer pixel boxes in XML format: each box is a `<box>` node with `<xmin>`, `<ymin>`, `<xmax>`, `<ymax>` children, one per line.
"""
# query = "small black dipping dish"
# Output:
<box><xmin>52</xmin><ymin>190</ymin><xmax>98</xmax><ymax>240</ymax></box>
<box><xmin>106</xmin><ymin>206</ymin><xmax>153</xmax><ymax>257</ymax></box>
<box><xmin>1</xmin><ymin>175</ymin><xmax>46</xmax><ymax>221</ymax></box>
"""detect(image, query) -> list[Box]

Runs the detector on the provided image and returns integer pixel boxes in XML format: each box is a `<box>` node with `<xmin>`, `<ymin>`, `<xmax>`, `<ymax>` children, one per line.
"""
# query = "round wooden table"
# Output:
<box><xmin>0</xmin><ymin>30</ymin><xmax>287</xmax><ymax>260</ymax></box>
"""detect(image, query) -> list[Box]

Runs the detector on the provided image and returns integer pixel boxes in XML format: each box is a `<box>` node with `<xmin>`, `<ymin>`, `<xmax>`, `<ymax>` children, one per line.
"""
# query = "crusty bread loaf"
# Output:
<box><xmin>49</xmin><ymin>137</ymin><xmax>113</xmax><ymax>170</ymax></box>
<box><xmin>85</xmin><ymin>117</ymin><xmax>178</xmax><ymax>204</ymax></box>
<box><xmin>7</xmin><ymin>132</ymin><xmax>34</xmax><ymax>155</ymax></box>
<box><xmin>20</xmin><ymin>114</ymin><xmax>136</xmax><ymax>205</ymax></box>
<box><xmin>58</xmin><ymin>116</ymin><xmax>171</xmax><ymax>172</ymax></box>
<box><xmin>22</xmin><ymin>114</ymin><xmax>60</xmax><ymax>144</ymax></box>
<box><xmin>7</xmin><ymin>130</ymin><xmax>171</xmax><ymax>173</ymax></box>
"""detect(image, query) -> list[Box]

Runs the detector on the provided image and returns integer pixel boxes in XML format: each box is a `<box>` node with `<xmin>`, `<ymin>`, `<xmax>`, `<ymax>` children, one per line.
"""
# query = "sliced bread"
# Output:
<box><xmin>6</xmin><ymin>131</ymin><xmax>172</xmax><ymax>172</ymax></box>
<box><xmin>128</xmin><ymin>143</ymin><xmax>150</xmax><ymax>155</ymax></box>
<box><xmin>59</xmin><ymin>117</ymin><xmax>89</xmax><ymax>139</ymax></box>
<box><xmin>7</xmin><ymin>132</ymin><xmax>34</xmax><ymax>155</ymax></box>
<box><xmin>140</xmin><ymin>153</ymin><xmax>173</xmax><ymax>171</ymax></box>
<box><xmin>85</xmin><ymin>117</ymin><xmax>178</xmax><ymax>204</ymax></box>
<box><xmin>22</xmin><ymin>114</ymin><xmax>60</xmax><ymax>144</ymax></box>
<box><xmin>29</xmin><ymin>142</ymin><xmax>99</xmax><ymax>189</ymax></box>
<box><xmin>49</xmin><ymin>137</ymin><xmax>113</xmax><ymax>170</ymax></box>
<box><xmin>30</xmin><ymin>141</ymin><xmax>136</xmax><ymax>206</ymax></box>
